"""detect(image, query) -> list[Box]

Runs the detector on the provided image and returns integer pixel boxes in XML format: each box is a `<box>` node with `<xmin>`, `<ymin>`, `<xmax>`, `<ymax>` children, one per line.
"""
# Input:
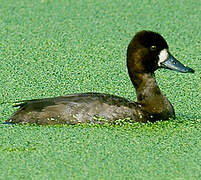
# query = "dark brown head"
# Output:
<box><xmin>127</xmin><ymin>30</ymin><xmax>195</xmax><ymax>74</ymax></box>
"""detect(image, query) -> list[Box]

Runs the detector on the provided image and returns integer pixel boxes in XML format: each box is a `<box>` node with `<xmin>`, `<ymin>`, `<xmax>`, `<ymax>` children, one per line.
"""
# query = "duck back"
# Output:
<box><xmin>9</xmin><ymin>93</ymin><xmax>140</xmax><ymax>125</ymax></box>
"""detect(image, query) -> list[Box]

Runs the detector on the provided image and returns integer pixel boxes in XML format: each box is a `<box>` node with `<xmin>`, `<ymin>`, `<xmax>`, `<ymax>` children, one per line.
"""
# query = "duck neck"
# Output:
<box><xmin>128</xmin><ymin>70</ymin><xmax>175</xmax><ymax>120</ymax></box>
<box><xmin>129</xmin><ymin>71</ymin><xmax>162</xmax><ymax>104</ymax></box>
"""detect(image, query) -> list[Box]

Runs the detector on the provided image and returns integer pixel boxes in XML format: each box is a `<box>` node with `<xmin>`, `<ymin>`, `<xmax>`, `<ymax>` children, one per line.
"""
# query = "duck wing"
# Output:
<box><xmin>7</xmin><ymin>93</ymin><xmax>139</xmax><ymax>125</ymax></box>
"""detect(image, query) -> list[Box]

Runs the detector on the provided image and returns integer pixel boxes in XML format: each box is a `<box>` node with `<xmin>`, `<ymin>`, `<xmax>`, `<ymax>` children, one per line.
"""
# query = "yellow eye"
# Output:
<box><xmin>150</xmin><ymin>45</ymin><xmax>157</xmax><ymax>51</ymax></box>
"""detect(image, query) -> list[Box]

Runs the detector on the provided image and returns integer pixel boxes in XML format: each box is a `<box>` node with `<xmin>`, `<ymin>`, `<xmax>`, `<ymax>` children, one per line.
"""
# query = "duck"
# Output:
<box><xmin>6</xmin><ymin>30</ymin><xmax>195</xmax><ymax>125</ymax></box>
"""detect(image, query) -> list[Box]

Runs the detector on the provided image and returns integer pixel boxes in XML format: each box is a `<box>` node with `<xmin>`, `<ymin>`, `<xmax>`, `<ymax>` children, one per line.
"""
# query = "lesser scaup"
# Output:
<box><xmin>7</xmin><ymin>30</ymin><xmax>194</xmax><ymax>125</ymax></box>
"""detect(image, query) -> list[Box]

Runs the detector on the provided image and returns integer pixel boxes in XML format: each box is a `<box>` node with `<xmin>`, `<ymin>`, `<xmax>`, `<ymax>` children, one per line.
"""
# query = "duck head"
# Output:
<box><xmin>127</xmin><ymin>30</ymin><xmax>195</xmax><ymax>74</ymax></box>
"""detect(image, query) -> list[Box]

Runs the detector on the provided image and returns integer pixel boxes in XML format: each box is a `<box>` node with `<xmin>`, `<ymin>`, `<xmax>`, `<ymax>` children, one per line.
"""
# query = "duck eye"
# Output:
<box><xmin>150</xmin><ymin>45</ymin><xmax>157</xmax><ymax>51</ymax></box>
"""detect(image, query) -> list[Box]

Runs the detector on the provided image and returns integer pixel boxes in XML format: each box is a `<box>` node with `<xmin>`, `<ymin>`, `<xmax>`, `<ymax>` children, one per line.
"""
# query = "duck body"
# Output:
<box><xmin>8</xmin><ymin>92</ymin><xmax>174</xmax><ymax>125</ymax></box>
<box><xmin>7</xmin><ymin>30</ymin><xmax>194</xmax><ymax>125</ymax></box>
<box><xmin>10</xmin><ymin>93</ymin><xmax>139</xmax><ymax>125</ymax></box>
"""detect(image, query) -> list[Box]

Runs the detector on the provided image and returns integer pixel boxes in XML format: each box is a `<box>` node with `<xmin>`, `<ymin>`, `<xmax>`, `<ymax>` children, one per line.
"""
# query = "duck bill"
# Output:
<box><xmin>161</xmin><ymin>53</ymin><xmax>195</xmax><ymax>73</ymax></box>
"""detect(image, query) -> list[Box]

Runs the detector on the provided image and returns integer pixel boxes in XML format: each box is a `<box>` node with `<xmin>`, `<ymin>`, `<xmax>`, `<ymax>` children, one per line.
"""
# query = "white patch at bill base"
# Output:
<box><xmin>158</xmin><ymin>49</ymin><xmax>168</xmax><ymax>66</ymax></box>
